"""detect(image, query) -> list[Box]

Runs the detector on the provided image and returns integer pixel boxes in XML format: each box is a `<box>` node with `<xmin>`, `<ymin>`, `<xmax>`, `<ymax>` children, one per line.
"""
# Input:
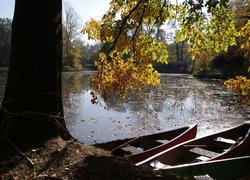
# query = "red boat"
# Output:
<box><xmin>136</xmin><ymin>122</ymin><xmax>250</xmax><ymax>168</ymax></box>
<box><xmin>93</xmin><ymin>124</ymin><xmax>197</xmax><ymax>164</ymax></box>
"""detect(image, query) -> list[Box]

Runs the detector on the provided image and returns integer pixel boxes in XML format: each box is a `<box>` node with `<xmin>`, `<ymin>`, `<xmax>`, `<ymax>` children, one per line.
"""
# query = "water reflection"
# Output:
<box><xmin>62</xmin><ymin>72</ymin><xmax>249</xmax><ymax>144</ymax></box>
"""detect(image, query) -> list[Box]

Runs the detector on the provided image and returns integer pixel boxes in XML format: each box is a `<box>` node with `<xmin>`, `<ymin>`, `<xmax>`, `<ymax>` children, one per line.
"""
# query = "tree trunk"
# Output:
<box><xmin>180</xmin><ymin>41</ymin><xmax>184</xmax><ymax>62</ymax></box>
<box><xmin>176</xmin><ymin>43</ymin><xmax>180</xmax><ymax>62</ymax></box>
<box><xmin>0</xmin><ymin>0</ymin><xmax>69</xmax><ymax>148</ymax></box>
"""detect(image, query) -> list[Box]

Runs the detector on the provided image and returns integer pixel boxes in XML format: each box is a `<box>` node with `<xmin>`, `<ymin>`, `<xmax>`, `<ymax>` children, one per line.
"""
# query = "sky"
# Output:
<box><xmin>63</xmin><ymin>0</ymin><xmax>110</xmax><ymax>23</ymax></box>
<box><xmin>0</xmin><ymin>0</ymin><xmax>110</xmax><ymax>22</ymax></box>
<box><xmin>0</xmin><ymin>0</ymin><xmax>110</xmax><ymax>43</ymax></box>
<box><xmin>0</xmin><ymin>0</ymin><xmax>15</xmax><ymax>19</ymax></box>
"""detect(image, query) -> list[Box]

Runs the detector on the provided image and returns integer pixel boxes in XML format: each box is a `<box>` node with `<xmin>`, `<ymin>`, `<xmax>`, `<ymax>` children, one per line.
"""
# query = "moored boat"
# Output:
<box><xmin>162</xmin><ymin>155</ymin><xmax>250</xmax><ymax>179</ymax></box>
<box><xmin>136</xmin><ymin>122</ymin><xmax>250</xmax><ymax>169</ymax></box>
<box><xmin>93</xmin><ymin>124</ymin><xmax>197</xmax><ymax>164</ymax></box>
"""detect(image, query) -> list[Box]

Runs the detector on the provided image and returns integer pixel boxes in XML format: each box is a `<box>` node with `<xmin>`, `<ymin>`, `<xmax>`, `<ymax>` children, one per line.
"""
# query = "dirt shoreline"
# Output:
<box><xmin>0</xmin><ymin>137</ymin><xmax>177</xmax><ymax>180</ymax></box>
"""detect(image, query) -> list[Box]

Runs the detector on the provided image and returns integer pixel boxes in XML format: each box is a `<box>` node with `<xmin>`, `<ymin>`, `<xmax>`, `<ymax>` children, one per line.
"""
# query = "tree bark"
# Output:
<box><xmin>0</xmin><ymin>0</ymin><xmax>69</xmax><ymax>148</ymax></box>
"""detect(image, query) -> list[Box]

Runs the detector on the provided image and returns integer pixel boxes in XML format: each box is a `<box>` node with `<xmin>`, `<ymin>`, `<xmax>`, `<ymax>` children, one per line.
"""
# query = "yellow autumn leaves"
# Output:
<box><xmin>82</xmin><ymin>19</ymin><xmax>101</xmax><ymax>40</ymax></box>
<box><xmin>91</xmin><ymin>52</ymin><xmax>161</xmax><ymax>101</ymax></box>
<box><xmin>224</xmin><ymin>20</ymin><xmax>250</xmax><ymax>104</ymax></box>
<box><xmin>177</xmin><ymin>6</ymin><xmax>238</xmax><ymax>61</ymax></box>
<box><xmin>82</xmin><ymin>0</ymin><xmax>170</xmax><ymax>103</ymax></box>
<box><xmin>239</xmin><ymin>20</ymin><xmax>250</xmax><ymax>59</ymax></box>
<box><xmin>224</xmin><ymin>76</ymin><xmax>250</xmax><ymax>105</ymax></box>
<box><xmin>89</xmin><ymin>34</ymin><xmax>168</xmax><ymax>103</ymax></box>
<box><xmin>82</xmin><ymin>0</ymin><xmax>249</xmax><ymax>103</ymax></box>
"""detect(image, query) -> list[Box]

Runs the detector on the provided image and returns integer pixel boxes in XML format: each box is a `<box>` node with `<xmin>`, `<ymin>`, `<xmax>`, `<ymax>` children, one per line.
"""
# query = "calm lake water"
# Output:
<box><xmin>61</xmin><ymin>71</ymin><xmax>249</xmax><ymax>144</ymax></box>
<box><xmin>0</xmin><ymin>71</ymin><xmax>249</xmax><ymax>144</ymax></box>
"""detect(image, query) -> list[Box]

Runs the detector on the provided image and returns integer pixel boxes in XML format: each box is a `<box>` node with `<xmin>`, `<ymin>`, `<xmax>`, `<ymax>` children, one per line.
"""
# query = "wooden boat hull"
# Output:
<box><xmin>137</xmin><ymin>122</ymin><xmax>250</xmax><ymax>168</ymax></box>
<box><xmin>93</xmin><ymin>124</ymin><xmax>197</xmax><ymax>164</ymax></box>
<box><xmin>163</xmin><ymin>156</ymin><xmax>250</xmax><ymax>179</ymax></box>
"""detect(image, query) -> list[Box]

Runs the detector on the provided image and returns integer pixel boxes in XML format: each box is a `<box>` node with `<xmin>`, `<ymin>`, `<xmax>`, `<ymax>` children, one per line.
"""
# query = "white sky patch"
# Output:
<box><xmin>63</xmin><ymin>0</ymin><xmax>110</xmax><ymax>24</ymax></box>
<box><xmin>0</xmin><ymin>0</ymin><xmax>111</xmax><ymax>44</ymax></box>
<box><xmin>0</xmin><ymin>0</ymin><xmax>15</xmax><ymax>18</ymax></box>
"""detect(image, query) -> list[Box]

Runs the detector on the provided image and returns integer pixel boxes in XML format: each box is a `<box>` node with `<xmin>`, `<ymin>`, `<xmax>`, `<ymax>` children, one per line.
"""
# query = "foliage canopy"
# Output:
<box><xmin>83</xmin><ymin>0</ymin><xmax>247</xmax><ymax>102</ymax></box>
<box><xmin>224</xmin><ymin>76</ymin><xmax>250</xmax><ymax>105</ymax></box>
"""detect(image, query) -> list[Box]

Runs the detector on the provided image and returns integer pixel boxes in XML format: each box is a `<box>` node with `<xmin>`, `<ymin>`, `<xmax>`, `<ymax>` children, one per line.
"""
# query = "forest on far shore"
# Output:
<box><xmin>0</xmin><ymin>0</ymin><xmax>249</xmax><ymax>79</ymax></box>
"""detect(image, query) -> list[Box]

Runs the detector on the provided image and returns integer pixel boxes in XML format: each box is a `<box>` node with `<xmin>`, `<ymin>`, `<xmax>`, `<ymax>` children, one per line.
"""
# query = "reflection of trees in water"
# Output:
<box><xmin>62</xmin><ymin>73</ymin><xmax>249</xmax><ymax>140</ymax></box>
<box><xmin>63</xmin><ymin>73</ymin><xmax>248</xmax><ymax>124</ymax></box>
<box><xmin>62</xmin><ymin>72</ymin><xmax>91</xmax><ymax>95</ymax></box>
<box><xmin>112</xmin><ymin>74</ymin><xmax>246</xmax><ymax>128</ymax></box>
<box><xmin>198</xmin><ymin>78</ymin><xmax>249</xmax><ymax>121</ymax></box>
<box><xmin>161</xmin><ymin>84</ymin><xmax>220</xmax><ymax>122</ymax></box>
<box><xmin>101</xmin><ymin>75</ymin><xmax>212</xmax><ymax>130</ymax></box>
<box><xmin>104</xmin><ymin>94</ymin><xmax>128</xmax><ymax>113</ymax></box>
<box><xmin>132</xmin><ymin>88</ymin><xmax>168</xmax><ymax>130</ymax></box>
<box><xmin>62</xmin><ymin>72</ymin><xmax>92</xmax><ymax>127</ymax></box>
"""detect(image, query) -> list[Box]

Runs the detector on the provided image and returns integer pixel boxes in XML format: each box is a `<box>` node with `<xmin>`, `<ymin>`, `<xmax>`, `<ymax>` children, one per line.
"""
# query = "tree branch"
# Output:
<box><xmin>107</xmin><ymin>0</ymin><xmax>144</xmax><ymax>57</ymax></box>
<box><xmin>132</xmin><ymin>4</ymin><xmax>147</xmax><ymax>56</ymax></box>
<box><xmin>238</xmin><ymin>15</ymin><xmax>250</xmax><ymax>19</ymax></box>
<box><xmin>149</xmin><ymin>0</ymin><xmax>167</xmax><ymax>36</ymax></box>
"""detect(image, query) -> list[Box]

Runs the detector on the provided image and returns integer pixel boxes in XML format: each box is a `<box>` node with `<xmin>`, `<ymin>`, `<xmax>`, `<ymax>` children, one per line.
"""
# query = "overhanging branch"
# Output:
<box><xmin>107</xmin><ymin>0</ymin><xmax>144</xmax><ymax>57</ymax></box>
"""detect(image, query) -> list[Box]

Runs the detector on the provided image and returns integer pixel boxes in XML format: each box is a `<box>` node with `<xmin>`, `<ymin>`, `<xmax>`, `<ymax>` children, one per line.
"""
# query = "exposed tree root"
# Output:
<box><xmin>0</xmin><ymin>106</ymin><xmax>74</xmax><ymax>166</ymax></box>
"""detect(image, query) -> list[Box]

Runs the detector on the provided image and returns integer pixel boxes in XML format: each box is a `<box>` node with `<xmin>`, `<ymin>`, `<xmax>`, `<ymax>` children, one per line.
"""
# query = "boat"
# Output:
<box><xmin>93</xmin><ymin>124</ymin><xmax>197</xmax><ymax>164</ymax></box>
<box><xmin>161</xmin><ymin>155</ymin><xmax>250</xmax><ymax>179</ymax></box>
<box><xmin>136</xmin><ymin>122</ymin><xmax>250</xmax><ymax>169</ymax></box>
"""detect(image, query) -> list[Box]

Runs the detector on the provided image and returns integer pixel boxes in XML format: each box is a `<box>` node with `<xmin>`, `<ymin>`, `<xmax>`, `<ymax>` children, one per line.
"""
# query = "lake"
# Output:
<box><xmin>0</xmin><ymin>71</ymin><xmax>249</xmax><ymax>144</ymax></box>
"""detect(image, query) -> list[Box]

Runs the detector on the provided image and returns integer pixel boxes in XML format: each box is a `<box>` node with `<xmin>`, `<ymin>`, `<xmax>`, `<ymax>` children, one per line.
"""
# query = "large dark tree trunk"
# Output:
<box><xmin>0</xmin><ymin>0</ymin><xmax>69</xmax><ymax>149</ymax></box>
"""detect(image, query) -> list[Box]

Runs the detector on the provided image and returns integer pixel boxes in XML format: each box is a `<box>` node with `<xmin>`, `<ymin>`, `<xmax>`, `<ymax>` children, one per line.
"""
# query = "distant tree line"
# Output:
<box><xmin>191</xmin><ymin>0</ymin><xmax>249</xmax><ymax>78</ymax></box>
<box><xmin>0</xmin><ymin>0</ymin><xmax>248</xmax><ymax>77</ymax></box>
<box><xmin>0</xmin><ymin>3</ymin><xmax>102</xmax><ymax>71</ymax></box>
<box><xmin>0</xmin><ymin>3</ymin><xmax>193</xmax><ymax>73</ymax></box>
<box><xmin>0</xmin><ymin>18</ymin><xmax>11</xmax><ymax>67</ymax></box>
